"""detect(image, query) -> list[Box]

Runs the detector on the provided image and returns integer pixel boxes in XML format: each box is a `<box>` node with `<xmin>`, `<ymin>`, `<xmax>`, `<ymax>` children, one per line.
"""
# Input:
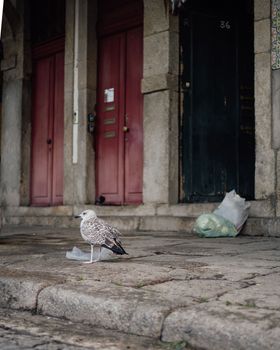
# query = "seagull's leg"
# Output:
<box><xmin>91</xmin><ymin>246</ymin><xmax>101</xmax><ymax>263</ymax></box>
<box><xmin>96</xmin><ymin>246</ymin><xmax>102</xmax><ymax>262</ymax></box>
<box><xmin>84</xmin><ymin>244</ymin><xmax>94</xmax><ymax>264</ymax></box>
<box><xmin>84</xmin><ymin>245</ymin><xmax>101</xmax><ymax>264</ymax></box>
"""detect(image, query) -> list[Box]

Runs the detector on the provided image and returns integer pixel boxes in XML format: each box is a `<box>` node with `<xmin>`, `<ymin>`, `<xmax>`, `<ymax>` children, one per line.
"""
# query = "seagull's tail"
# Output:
<box><xmin>102</xmin><ymin>240</ymin><xmax>128</xmax><ymax>255</ymax></box>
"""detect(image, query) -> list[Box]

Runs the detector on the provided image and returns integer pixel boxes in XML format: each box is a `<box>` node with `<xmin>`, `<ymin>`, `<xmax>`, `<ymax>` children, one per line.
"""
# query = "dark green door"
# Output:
<box><xmin>181</xmin><ymin>0</ymin><xmax>254</xmax><ymax>202</ymax></box>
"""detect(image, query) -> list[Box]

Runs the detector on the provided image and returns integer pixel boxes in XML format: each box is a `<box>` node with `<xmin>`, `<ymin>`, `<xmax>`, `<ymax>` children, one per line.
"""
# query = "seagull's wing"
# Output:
<box><xmin>97</xmin><ymin>217</ymin><xmax>122</xmax><ymax>239</ymax></box>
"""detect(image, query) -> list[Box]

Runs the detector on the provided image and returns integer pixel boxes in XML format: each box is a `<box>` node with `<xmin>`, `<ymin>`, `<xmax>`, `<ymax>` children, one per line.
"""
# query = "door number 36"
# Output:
<box><xmin>220</xmin><ymin>20</ymin><xmax>231</xmax><ymax>29</ymax></box>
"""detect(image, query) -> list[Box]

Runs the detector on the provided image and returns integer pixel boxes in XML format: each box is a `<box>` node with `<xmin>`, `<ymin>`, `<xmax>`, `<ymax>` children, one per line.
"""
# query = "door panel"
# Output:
<box><xmin>96</xmin><ymin>27</ymin><xmax>143</xmax><ymax>205</ymax></box>
<box><xmin>181</xmin><ymin>1</ymin><xmax>254</xmax><ymax>202</ymax></box>
<box><xmin>31</xmin><ymin>57</ymin><xmax>52</xmax><ymax>205</ymax></box>
<box><xmin>31</xmin><ymin>38</ymin><xmax>64</xmax><ymax>206</ymax></box>
<box><xmin>96</xmin><ymin>34</ymin><xmax>125</xmax><ymax>204</ymax></box>
<box><xmin>125</xmin><ymin>27</ymin><xmax>143</xmax><ymax>203</ymax></box>
<box><xmin>185</xmin><ymin>12</ymin><xmax>237</xmax><ymax>201</ymax></box>
<box><xmin>52</xmin><ymin>51</ymin><xmax>64</xmax><ymax>204</ymax></box>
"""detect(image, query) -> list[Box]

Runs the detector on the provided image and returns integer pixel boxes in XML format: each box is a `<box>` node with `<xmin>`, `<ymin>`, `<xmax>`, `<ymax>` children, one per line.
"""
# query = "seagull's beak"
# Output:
<box><xmin>74</xmin><ymin>215</ymin><xmax>81</xmax><ymax>219</ymax></box>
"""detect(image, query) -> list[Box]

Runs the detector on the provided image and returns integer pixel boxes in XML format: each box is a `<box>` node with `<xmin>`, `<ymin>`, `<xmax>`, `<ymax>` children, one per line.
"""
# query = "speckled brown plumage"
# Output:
<box><xmin>75</xmin><ymin>209</ymin><xmax>127</xmax><ymax>263</ymax></box>
<box><xmin>81</xmin><ymin>216</ymin><xmax>121</xmax><ymax>247</ymax></box>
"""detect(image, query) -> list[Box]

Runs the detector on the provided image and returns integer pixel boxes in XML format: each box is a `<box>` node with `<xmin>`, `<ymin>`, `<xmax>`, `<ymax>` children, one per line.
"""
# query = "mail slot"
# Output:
<box><xmin>104</xmin><ymin>131</ymin><xmax>116</xmax><ymax>138</ymax></box>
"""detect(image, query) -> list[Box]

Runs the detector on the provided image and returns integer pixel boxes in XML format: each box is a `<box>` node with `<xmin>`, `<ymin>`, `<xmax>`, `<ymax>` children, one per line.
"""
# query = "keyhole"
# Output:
<box><xmin>224</xmin><ymin>96</ymin><xmax>227</xmax><ymax>108</ymax></box>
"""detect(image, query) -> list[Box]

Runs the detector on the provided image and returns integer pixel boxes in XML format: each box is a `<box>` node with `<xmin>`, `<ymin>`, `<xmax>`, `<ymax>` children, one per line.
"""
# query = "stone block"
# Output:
<box><xmin>64</xmin><ymin>63</ymin><xmax>74</xmax><ymax>94</ymax></box>
<box><xmin>255</xmin><ymin>19</ymin><xmax>270</xmax><ymax>53</ymax></box>
<box><xmin>143</xmin><ymin>0</ymin><xmax>169</xmax><ymax>37</ymax></box>
<box><xmin>139</xmin><ymin>216</ymin><xmax>195</xmax><ymax>232</ymax></box>
<box><xmin>0</xmin><ymin>273</ymin><xmax>50</xmax><ymax>311</ymax></box>
<box><xmin>168</xmin><ymin>90</ymin><xmax>179</xmax><ymax>204</ymax></box>
<box><xmin>0</xmin><ymin>55</ymin><xmax>17</xmax><ymax>71</ymax></box>
<box><xmin>249</xmin><ymin>200</ymin><xmax>274</xmax><ymax>217</ymax></box>
<box><xmin>143</xmin><ymin>91</ymin><xmax>169</xmax><ymax>203</ymax></box>
<box><xmin>143</xmin><ymin>31</ymin><xmax>169</xmax><ymax>77</ymax></box>
<box><xmin>255</xmin><ymin>0</ymin><xmax>270</xmax><ymax>21</ymax></box>
<box><xmin>255</xmin><ymin>53</ymin><xmax>271</xmax><ymax>121</ymax></box>
<box><xmin>141</xmin><ymin>73</ymin><xmax>178</xmax><ymax>94</ymax></box>
<box><xmin>38</xmin><ymin>283</ymin><xmax>170</xmax><ymax>338</ymax></box>
<box><xmin>162</xmin><ymin>304</ymin><xmax>280</xmax><ymax>349</ymax></box>
<box><xmin>4</xmin><ymin>206</ymin><xmax>73</xmax><ymax>217</ymax></box>
<box><xmin>272</xmin><ymin>70</ymin><xmax>280</xmax><ymax>149</ymax></box>
<box><xmin>156</xmin><ymin>203</ymin><xmax>218</xmax><ymax>217</ymax></box>
<box><xmin>144</xmin><ymin>279</ymin><xmax>238</xmax><ymax>301</ymax></box>
<box><xmin>1</xmin><ymin>80</ymin><xmax>23</xmax><ymax>206</ymax></box>
<box><xmin>219</xmin><ymin>273</ymin><xmax>280</xmax><ymax>309</ymax></box>
<box><xmin>74</xmin><ymin>204</ymin><xmax>157</xmax><ymax>217</ymax></box>
<box><xmin>99</xmin><ymin>216</ymin><xmax>140</xmax><ymax>231</ymax></box>
<box><xmin>242</xmin><ymin>218</ymin><xmax>280</xmax><ymax>237</ymax></box>
<box><xmin>255</xmin><ymin>149</ymin><xmax>275</xmax><ymax>199</ymax></box>
<box><xmin>169</xmin><ymin>30</ymin><xmax>179</xmax><ymax>75</ymax></box>
<box><xmin>255</xmin><ymin>53</ymin><xmax>274</xmax><ymax>199</ymax></box>
<box><xmin>65</xmin><ymin>0</ymin><xmax>75</xmax><ymax>66</ymax></box>
<box><xmin>277</xmin><ymin>152</ymin><xmax>280</xmax><ymax>216</ymax></box>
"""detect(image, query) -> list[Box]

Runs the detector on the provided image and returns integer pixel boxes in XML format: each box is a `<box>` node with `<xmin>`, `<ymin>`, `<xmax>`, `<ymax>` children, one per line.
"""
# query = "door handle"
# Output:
<box><xmin>123</xmin><ymin>126</ymin><xmax>129</xmax><ymax>132</ymax></box>
<box><xmin>47</xmin><ymin>139</ymin><xmax>52</xmax><ymax>145</ymax></box>
<box><xmin>123</xmin><ymin>114</ymin><xmax>129</xmax><ymax>132</ymax></box>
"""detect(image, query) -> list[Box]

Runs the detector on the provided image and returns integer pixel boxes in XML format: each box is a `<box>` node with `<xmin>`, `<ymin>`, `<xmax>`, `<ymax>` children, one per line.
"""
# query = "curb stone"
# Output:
<box><xmin>161</xmin><ymin>305</ymin><xmax>280</xmax><ymax>350</ymax></box>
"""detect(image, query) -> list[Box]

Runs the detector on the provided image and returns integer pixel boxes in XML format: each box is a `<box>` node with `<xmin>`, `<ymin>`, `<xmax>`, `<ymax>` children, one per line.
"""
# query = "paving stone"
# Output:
<box><xmin>162</xmin><ymin>302</ymin><xmax>280</xmax><ymax>350</ymax></box>
<box><xmin>37</xmin><ymin>282</ymin><xmax>173</xmax><ymax>338</ymax></box>
<box><xmin>219</xmin><ymin>273</ymin><xmax>280</xmax><ymax>310</ymax></box>
<box><xmin>0</xmin><ymin>308</ymin><xmax>171</xmax><ymax>350</ymax></box>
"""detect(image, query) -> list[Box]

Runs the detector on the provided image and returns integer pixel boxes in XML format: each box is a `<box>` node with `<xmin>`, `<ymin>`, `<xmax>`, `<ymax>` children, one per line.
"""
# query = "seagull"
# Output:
<box><xmin>74</xmin><ymin>209</ymin><xmax>128</xmax><ymax>263</ymax></box>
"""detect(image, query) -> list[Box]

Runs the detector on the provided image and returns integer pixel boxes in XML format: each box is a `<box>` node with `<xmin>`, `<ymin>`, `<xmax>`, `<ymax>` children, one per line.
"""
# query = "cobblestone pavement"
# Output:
<box><xmin>0</xmin><ymin>226</ymin><xmax>280</xmax><ymax>350</ymax></box>
<box><xmin>0</xmin><ymin>309</ymin><xmax>187</xmax><ymax>350</ymax></box>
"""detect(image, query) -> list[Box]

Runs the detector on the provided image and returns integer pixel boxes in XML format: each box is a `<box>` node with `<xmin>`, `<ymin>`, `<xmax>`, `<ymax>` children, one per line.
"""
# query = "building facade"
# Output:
<box><xmin>0</xmin><ymin>0</ymin><xmax>278</xmax><ymax>235</ymax></box>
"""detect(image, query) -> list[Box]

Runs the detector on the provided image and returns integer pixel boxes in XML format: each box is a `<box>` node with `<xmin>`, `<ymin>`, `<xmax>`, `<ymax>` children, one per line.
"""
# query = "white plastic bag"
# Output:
<box><xmin>213</xmin><ymin>190</ymin><xmax>250</xmax><ymax>233</ymax></box>
<box><xmin>66</xmin><ymin>246</ymin><xmax>114</xmax><ymax>261</ymax></box>
<box><xmin>194</xmin><ymin>190</ymin><xmax>250</xmax><ymax>237</ymax></box>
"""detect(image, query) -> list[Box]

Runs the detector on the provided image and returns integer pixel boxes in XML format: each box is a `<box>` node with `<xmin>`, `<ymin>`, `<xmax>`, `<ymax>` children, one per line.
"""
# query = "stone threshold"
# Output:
<box><xmin>2</xmin><ymin>198</ymin><xmax>274</xmax><ymax>217</ymax></box>
<box><xmin>1</xmin><ymin>199</ymin><xmax>279</xmax><ymax>236</ymax></box>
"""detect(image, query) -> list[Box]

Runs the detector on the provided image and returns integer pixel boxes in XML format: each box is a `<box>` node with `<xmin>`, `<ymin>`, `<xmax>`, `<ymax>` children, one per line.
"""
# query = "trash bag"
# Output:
<box><xmin>213</xmin><ymin>190</ymin><xmax>250</xmax><ymax>233</ymax></box>
<box><xmin>66</xmin><ymin>246</ymin><xmax>114</xmax><ymax>261</ymax></box>
<box><xmin>194</xmin><ymin>213</ymin><xmax>238</xmax><ymax>238</ymax></box>
<box><xmin>194</xmin><ymin>190</ymin><xmax>250</xmax><ymax>237</ymax></box>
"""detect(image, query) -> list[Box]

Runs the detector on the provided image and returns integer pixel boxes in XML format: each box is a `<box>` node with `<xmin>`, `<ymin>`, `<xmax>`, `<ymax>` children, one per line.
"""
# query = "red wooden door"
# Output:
<box><xmin>96</xmin><ymin>26</ymin><xmax>143</xmax><ymax>204</ymax></box>
<box><xmin>31</xmin><ymin>38</ymin><xmax>64</xmax><ymax>206</ymax></box>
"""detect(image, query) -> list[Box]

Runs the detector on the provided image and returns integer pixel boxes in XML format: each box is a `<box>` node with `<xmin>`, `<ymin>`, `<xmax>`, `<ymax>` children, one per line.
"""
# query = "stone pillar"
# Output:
<box><xmin>142</xmin><ymin>0</ymin><xmax>179</xmax><ymax>204</ymax></box>
<box><xmin>0</xmin><ymin>2</ymin><xmax>25</xmax><ymax>207</ymax></box>
<box><xmin>63</xmin><ymin>0</ymin><xmax>97</xmax><ymax>205</ymax></box>
<box><xmin>254</xmin><ymin>0</ymin><xmax>275</xmax><ymax>199</ymax></box>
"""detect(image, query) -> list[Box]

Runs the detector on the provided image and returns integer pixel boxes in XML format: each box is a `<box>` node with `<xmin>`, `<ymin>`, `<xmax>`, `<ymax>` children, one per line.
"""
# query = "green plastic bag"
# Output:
<box><xmin>194</xmin><ymin>213</ymin><xmax>238</xmax><ymax>238</ymax></box>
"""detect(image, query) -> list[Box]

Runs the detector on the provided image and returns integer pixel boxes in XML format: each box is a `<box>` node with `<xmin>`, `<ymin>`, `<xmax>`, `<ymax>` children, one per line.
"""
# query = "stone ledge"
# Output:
<box><xmin>38</xmin><ymin>283</ymin><xmax>171</xmax><ymax>338</ymax></box>
<box><xmin>0</xmin><ymin>270</ymin><xmax>64</xmax><ymax>311</ymax></box>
